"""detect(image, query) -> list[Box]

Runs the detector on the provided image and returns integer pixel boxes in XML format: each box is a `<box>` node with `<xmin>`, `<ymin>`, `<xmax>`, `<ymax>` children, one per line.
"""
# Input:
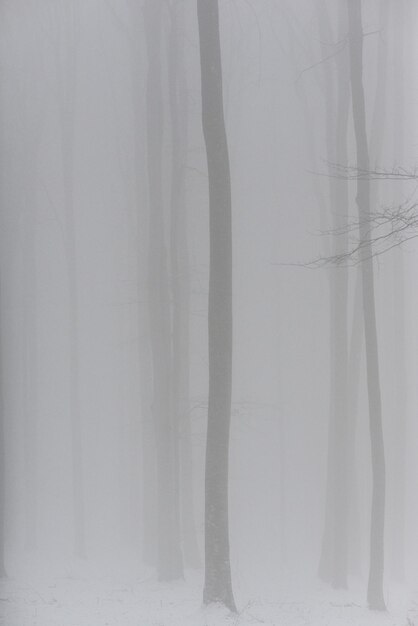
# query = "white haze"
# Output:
<box><xmin>0</xmin><ymin>1</ymin><xmax>418</xmax><ymax>624</ymax></box>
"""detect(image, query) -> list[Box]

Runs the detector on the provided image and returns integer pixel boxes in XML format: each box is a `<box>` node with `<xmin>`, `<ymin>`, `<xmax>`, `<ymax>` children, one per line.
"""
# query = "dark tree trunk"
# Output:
<box><xmin>197</xmin><ymin>0</ymin><xmax>236</xmax><ymax>611</ymax></box>
<box><xmin>347</xmin><ymin>0</ymin><xmax>386</xmax><ymax>610</ymax></box>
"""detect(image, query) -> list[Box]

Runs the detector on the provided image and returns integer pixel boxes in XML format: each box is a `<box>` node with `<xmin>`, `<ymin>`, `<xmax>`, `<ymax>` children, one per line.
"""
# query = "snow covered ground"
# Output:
<box><xmin>0</xmin><ymin>572</ymin><xmax>416</xmax><ymax>626</ymax></box>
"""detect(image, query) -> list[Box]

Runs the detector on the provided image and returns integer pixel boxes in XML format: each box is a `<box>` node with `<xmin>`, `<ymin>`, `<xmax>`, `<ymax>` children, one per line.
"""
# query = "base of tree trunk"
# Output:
<box><xmin>368</xmin><ymin>589</ymin><xmax>386</xmax><ymax>612</ymax></box>
<box><xmin>203</xmin><ymin>588</ymin><xmax>237</xmax><ymax>613</ymax></box>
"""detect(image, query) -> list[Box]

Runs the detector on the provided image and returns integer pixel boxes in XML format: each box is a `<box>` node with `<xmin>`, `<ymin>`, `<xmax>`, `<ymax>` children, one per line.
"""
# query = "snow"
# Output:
<box><xmin>0</xmin><ymin>572</ymin><xmax>415</xmax><ymax>626</ymax></box>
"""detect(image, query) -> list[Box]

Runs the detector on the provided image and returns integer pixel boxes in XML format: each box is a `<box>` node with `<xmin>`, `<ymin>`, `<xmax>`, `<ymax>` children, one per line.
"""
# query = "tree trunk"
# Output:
<box><xmin>197</xmin><ymin>0</ymin><xmax>236</xmax><ymax>611</ymax></box>
<box><xmin>168</xmin><ymin>3</ymin><xmax>201</xmax><ymax>570</ymax></box>
<box><xmin>347</xmin><ymin>0</ymin><xmax>386</xmax><ymax>610</ymax></box>
<box><xmin>144</xmin><ymin>0</ymin><xmax>183</xmax><ymax>582</ymax></box>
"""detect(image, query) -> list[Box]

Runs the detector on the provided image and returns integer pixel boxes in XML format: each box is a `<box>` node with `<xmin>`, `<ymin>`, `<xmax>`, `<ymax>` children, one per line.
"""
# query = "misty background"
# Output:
<box><xmin>0</xmin><ymin>1</ymin><xmax>418</xmax><ymax>624</ymax></box>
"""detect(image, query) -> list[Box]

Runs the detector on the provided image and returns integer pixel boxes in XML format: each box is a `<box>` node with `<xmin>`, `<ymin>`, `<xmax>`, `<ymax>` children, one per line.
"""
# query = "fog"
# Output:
<box><xmin>0</xmin><ymin>1</ymin><xmax>418</xmax><ymax>624</ymax></box>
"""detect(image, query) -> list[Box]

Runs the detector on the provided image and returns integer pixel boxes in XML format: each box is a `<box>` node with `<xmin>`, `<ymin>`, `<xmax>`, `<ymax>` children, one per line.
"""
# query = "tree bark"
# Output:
<box><xmin>197</xmin><ymin>0</ymin><xmax>236</xmax><ymax>611</ymax></box>
<box><xmin>347</xmin><ymin>0</ymin><xmax>386</xmax><ymax>610</ymax></box>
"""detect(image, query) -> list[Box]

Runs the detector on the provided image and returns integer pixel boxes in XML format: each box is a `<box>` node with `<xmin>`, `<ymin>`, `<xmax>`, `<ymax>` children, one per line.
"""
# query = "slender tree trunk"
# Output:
<box><xmin>168</xmin><ymin>3</ymin><xmax>201</xmax><ymax>570</ymax></box>
<box><xmin>349</xmin><ymin>0</ymin><xmax>389</xmax><ymax>572</ymax></box>
<box><xmin>144</xmin><ymin>0</ymin><xmax>183</xmax><ymax>582</ymax></box>
<box><xmin>347</xmin><ymin>0</ymin><xmax>386</xmax><ymax>610</ymax></box>
<box><xmin>197</xmin><ymin>0</ymin><xmax>236</xmax><ymax>611</ymax></box>
<box><xmin>345</xmin><ymin>0</ymin><xmax>389</xmax><ymax>577</ymax></box>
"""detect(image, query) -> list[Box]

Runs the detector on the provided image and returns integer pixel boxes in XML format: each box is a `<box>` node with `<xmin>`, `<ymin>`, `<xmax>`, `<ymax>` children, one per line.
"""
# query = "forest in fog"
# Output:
<box><xmin>1</xmin><ymin>1</ymin><xmax>418</xmax><ymax>625</ymax></box>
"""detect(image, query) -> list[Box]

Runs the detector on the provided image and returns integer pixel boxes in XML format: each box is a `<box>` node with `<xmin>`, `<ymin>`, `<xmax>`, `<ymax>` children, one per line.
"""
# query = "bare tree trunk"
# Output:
<box><xmin>347</xmin><ymin>0</ymin><xmax>386</xmax><ymax>610</ymax></box>
<box><xmin>144</xmin><ymin>0</ymin><xmax>183</xmax><ymax>582</ymax></box>
<box><xmin>197</xmin><ymin>0</ymin><xmax>236</xmax><ymax>611</ymax></box>
<box><xmin>345</xmin><ymin>0</ymin><xmax>389</xmax><ymax>578</ymax></box>
<box><xmin>168</xmin><ymin>2</ymin><xmax>201</xmax><ymax>570</ymax></box>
